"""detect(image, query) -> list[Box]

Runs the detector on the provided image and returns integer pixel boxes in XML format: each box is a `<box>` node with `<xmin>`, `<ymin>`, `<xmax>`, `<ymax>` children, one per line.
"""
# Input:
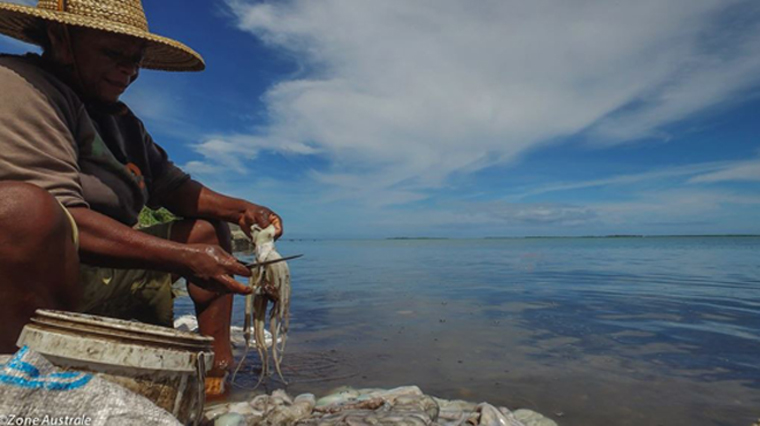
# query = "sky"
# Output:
<box><xmin>2</xmin><ymin>0</ymin><xmax>760</xmax><ymax>238</ymax></box>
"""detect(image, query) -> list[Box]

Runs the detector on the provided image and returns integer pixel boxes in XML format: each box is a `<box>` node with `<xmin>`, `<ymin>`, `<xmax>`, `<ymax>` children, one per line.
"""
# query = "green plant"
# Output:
<box><xmin>137</xmin><ymin>207</ymin><xmax>177</xmax><ymax>228</ymax></box>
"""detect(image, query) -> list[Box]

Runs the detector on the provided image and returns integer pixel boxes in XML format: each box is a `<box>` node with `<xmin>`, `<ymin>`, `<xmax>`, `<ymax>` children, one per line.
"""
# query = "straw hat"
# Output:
<box><xmin>0</xmin><ymin>0</ymin><xmax>204</xmax><ymax>71</ymax></box>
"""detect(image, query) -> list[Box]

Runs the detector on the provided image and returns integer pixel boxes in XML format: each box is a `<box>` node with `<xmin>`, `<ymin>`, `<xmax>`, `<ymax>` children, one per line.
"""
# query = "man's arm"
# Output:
<box><xmin>161</xmin><ymin>179</ymin><xmax>283</xmax><ymax>239</ymax></box>
<box><xmin>69</xmin><ymin>207</ymin><xmax>252</xmax><ymax>294</ymax></box>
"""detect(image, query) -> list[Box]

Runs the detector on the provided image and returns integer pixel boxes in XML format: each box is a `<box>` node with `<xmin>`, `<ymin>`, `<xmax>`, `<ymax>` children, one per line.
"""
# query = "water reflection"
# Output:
<box><xmin>180</xmin><ymin>237</ymin><xmax>760</xmax><ymax>426</ymax></box>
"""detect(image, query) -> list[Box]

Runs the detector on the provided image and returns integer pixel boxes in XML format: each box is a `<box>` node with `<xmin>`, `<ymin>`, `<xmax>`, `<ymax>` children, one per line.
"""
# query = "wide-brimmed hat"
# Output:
<box><xmin>0</xmin><ymin>0</ymin><xmax>204</xmax><ymax>71</ymax></box>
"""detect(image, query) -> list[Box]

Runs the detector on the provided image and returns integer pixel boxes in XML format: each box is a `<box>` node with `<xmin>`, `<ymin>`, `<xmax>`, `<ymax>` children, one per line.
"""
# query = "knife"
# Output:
<box><xmin>238</xmin><ymin>254</ymin><xmax>304</xmax><ymax>269</ymax></box>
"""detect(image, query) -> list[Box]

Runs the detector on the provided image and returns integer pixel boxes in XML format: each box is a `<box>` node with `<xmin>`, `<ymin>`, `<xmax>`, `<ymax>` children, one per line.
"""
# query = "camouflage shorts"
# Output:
<box><xmin>75</xmin><ymin>222</ymin><xmax>177</xmax><ymax>327</ymax></box>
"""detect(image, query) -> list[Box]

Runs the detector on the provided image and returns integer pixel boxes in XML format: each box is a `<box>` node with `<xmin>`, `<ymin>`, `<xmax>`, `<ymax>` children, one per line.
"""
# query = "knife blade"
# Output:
<box><xmin>238</xmin><ymin>254</ymin><xmax>304</xmax><ymax>269</ymax></box>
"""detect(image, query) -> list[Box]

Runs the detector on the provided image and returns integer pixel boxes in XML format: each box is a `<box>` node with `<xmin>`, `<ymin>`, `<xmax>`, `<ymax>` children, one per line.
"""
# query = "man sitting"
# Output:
<box><xmin>0</xmin><ymin>0</ymin><xmax>281</xmax><ymax>390</ymax></box>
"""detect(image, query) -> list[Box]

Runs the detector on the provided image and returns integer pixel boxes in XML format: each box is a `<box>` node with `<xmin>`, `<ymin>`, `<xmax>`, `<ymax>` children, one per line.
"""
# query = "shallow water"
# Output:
<box><xmin>176</xmin><ymin>237</ymin><xmax>760</xmax><ymax>426</ymax></box>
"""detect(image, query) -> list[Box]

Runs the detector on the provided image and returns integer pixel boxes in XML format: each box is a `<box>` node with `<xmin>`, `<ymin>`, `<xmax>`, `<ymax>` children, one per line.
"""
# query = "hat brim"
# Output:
<box><xmin>0</xmin><ymin>2</ymin><xmax>204</xmax><ymax>72</ymax></box>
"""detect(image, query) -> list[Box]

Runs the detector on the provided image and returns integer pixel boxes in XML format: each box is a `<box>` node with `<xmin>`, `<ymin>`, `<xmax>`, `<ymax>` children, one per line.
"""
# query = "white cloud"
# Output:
<box><xmin>588</xmin><ymin>188</ymin><xmax>760</xmax><ymax>232</ymax></box>
<box><xmin>511</xmin><ymin>161</ymin><xmax>734</xmax><ymax>199</ymax></box>
<box><xmin>182</xmin><ymin>160</ymin><xmax>227</xmax><ymax>176</ymax></box>
<box><xmin>485</xmin><ymin>203</ymin><xmax>598</xmax><ymax>227</ymax></box>
<box><xmin>121</xmin><ymin>84</ymin><xmax>178</xmax><ymax>125</ymax></box>
<box><xmin>218</xmin><ymin>0</ymin><xmax>760</xmax><ymax>205</ymax></box>
<box><xmin>379</xmin><ymin>161</ymin><xmax>760</xmax><ymax>235</ymax></box>
<box><xmin>186</xmin><ymin>138</ymin><xmax>258</xmax><ymax>175</ymax></box>
<box><xmin>358</xmin><ymin>186</ymin><xmax>760</xmax><ymax>237</ymax></box>
<box><xmin>589</xmin><ymin>31</ymin><xmax>760</xmax><ymax>143</ymax></box>
<box><xmin>689</xmin><ymin>159</ymin><xmax>760</xmax><ymax>183</ymax></box>
<box><xmin>118</xmin><ymin>77</ymin><xmax>208</xmax><ymax>143</ymax></box>
<box><xmin>183</xmin><ymin>133</ymin><xmax>320</xmax><ymax>179</ymax></box>
<box><xmin>206</xmin><ymin>133</ymin><xmax>319</xmax><ymax>157</ymax></box>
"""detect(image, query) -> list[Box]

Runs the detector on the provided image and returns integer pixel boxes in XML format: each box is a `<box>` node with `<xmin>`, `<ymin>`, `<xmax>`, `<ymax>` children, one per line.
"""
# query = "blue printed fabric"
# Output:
<box><xmin>0</xmin><ymin>346</ymin><xmax>92</xmax><ymax>391</ymax></box>
<box><xmin>0</xmin><ymin>346</ymin><xmax>181</xmax><ymax>426</ymax></box>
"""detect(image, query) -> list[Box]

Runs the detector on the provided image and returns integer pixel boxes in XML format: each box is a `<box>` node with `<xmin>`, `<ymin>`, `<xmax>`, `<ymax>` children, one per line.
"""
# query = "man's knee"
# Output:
<box><xmin>173</xmin><ymin>219</ymin><xmax>231</xmax><ymax>251</ymax></box>
<box><xmin>0</xmin><ymin>182</ymin><xmax>70</xmax><ymax>253</ymax></box>
<box><xmin>0</xmin><ymin>183</ymin><xmax>79</xmax><ymax>352</ymax></box>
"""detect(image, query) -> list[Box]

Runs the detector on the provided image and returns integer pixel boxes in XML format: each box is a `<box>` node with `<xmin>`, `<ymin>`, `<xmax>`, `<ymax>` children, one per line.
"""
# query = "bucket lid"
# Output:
<box><xmin>30</xmin><ymin>309</ymin><xmax>213</xmax><ymax>352</ymax></box>
<box><xmin>18</xmin><ymin>310</ymin><xmax>215</xmax><ymax>373</ymax></box>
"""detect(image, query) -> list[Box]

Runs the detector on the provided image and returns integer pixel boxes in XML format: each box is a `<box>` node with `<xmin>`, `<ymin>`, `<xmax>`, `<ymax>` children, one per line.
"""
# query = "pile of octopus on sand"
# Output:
<box><xmin>205</xmin><ymin>385</ymin><xmax>558</xmax><ymax>426</ymax></box>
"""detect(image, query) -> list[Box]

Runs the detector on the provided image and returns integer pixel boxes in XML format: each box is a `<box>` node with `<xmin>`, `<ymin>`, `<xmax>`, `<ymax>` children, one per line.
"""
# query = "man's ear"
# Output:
<box><xmin>45</xmin><ymin>23</ymin><xmax>74</xmax><ymax>65</ymax></box>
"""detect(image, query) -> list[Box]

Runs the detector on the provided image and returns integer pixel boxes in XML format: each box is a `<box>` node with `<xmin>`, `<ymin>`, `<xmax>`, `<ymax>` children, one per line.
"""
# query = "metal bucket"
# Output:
<box><xmin>17</xmin><ymin>309</ymin><xmax>214</xmax><ymax>425</ymax></box>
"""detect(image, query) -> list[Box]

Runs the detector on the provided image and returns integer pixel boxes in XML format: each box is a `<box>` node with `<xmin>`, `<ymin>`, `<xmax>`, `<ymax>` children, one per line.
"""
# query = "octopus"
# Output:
<box><xmin>232</xmin><ymin>223</ymin><xmax>291</xmax><ymax>387</ymax></box>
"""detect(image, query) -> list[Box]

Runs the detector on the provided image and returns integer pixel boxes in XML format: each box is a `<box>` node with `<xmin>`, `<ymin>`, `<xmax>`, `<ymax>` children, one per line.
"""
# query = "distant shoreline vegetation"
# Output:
<box><xmin>484</xmin><ymin>234</ymin><xmax>760</xmax><ymax>239</ymax></box>
<box><xmin>383</xmin><ymin>234</ymin><xmax>760</xmax><ymax>240</ymax></box>
<box><xmin>386</xmin><ymin>237</ymin><xmax>450</xmax><ymax>240</ymax></box>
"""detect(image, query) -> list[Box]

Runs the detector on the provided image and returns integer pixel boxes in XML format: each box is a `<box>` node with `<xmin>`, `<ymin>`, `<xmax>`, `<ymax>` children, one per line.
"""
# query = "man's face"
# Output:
<box><xmin>67</xmin><ymin>27</ymin><xmax>146</xmax><ymax>103</ymax></box>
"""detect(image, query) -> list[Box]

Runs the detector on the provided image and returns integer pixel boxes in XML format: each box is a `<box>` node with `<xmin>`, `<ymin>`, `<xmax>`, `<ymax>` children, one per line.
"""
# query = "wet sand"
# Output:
<box><xmin>223</xmin><ymin>299</ymin><xmax>758</xmax><ymax>426</ymax></box>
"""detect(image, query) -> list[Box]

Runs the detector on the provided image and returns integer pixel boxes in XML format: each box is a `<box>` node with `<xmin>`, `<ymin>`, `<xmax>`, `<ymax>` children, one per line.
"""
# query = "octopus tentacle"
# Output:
<box><xmin>253</xmin><ymin>290</ymin><xmax>269</xmax><ymax>387</ymax></box>
<box><xmin>231</xmin><ymin>265</ymin><xmax>264</xmax><ymax>384</ymax></box>
<box><xmin>230</xmin><ymin>224</ymin><xmax>291</xmax><ymax>389</ymax></box>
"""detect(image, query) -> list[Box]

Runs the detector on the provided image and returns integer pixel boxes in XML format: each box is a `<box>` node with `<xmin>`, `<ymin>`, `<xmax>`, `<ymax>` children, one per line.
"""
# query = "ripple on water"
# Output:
<box><xmin>180</xmin><ymin>237</ymin><xmax>760</xmax><ymax>426</ymax></box>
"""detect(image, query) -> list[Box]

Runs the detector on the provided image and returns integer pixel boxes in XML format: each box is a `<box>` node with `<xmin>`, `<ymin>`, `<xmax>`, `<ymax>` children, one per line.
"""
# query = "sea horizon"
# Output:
<box><xmin>274</xmin><ymin>234</ymin><xmax>760</xmax><ymax>242</ymax></box>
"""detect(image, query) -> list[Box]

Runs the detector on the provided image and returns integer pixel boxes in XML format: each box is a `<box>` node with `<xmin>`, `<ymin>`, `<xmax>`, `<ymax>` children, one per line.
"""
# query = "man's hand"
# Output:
<box><xmin>181</xmin><ymin>244</ymin><xmax>253</xmax><ymax>294</ymax></box>
<box><xmin>163</xmin><ymin>180</ymin><xmax>284</xmax><ymax>241</ymax></box>
<box><xmin>237</xmin><ymin>203</ymin><xmax>284</xmax><ymax>240</ymax></box>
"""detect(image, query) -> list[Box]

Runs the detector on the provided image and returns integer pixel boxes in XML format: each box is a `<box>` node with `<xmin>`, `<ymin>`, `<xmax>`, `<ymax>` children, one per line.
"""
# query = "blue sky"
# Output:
<box><xmin>3</xmin><ymin>0</ymin><xmax>760</xmax><ymax>238</ymax></box>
